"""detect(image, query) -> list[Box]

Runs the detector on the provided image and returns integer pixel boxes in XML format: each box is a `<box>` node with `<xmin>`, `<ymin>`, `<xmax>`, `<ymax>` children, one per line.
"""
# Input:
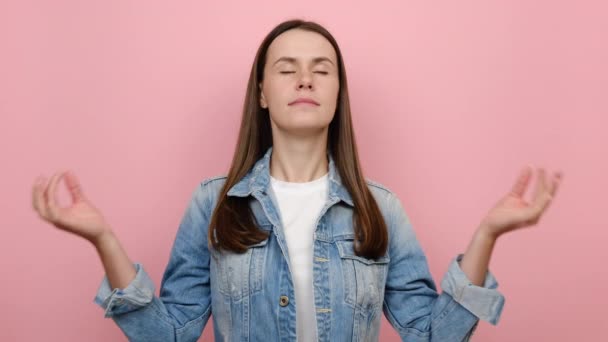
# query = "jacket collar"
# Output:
<box><xmin>227</xmin><ymin>146</ymin><xmax>354</xmax><ymax>207</ymax></box>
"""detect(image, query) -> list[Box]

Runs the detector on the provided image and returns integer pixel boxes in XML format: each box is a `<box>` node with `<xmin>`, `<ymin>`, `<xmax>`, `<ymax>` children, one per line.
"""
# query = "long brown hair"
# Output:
<box><xmin>208</xmin><ymin>19</ymin><xmax>388</xmax><ymax>259</ymax></box>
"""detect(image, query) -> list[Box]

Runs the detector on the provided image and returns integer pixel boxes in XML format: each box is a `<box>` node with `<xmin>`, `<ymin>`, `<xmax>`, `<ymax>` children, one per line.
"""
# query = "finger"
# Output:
<box><xmin>531</xmin><ymin>168</ymin><xmax>547</xmax><ymax>202</ymax></box>
<box><xmin>529</xmin><ymin>184</ymin><xmax>555</xmax><ymax>222</ymax></box>
<box><xmin>517</xmin><ymin>193</ymin><xmax>552</xmax><ymax>226</ymax></box>
<box><xmin>32</xmin><ymin>176</ymin><xmax>48</xmax><ymax>217</ymax></box>
<box><xmin>514</xmin><ymin>168</ymin><xmax>551</xmax><ymax>226</ymax></box>
<box><xmin>510</xmin><ymin>165</ymin><xmax>533</xmax><ymax>197</ymax></box>
<box><xmin>532</xmin><ymin>170</ymin><xmax>561</xmax><ymax>217</ymax></box>
<box><xmin>31</xmin><ymin>176</ymin><xmax>42</xmax><ymax>210</ymax></box>
<box><xmin>64</xmin><ymin>170</ymin><xmax>86</xmax><ymax>203</ymax></box>
<box><xmin>548</xmin><ymin>171</ymin><xmax>563</xmax><ymax>198</ymax></box>
<box><xmin>45</xmin><ymin>171</ymin><xmax>66</xmax><ymax>220</ymax></box>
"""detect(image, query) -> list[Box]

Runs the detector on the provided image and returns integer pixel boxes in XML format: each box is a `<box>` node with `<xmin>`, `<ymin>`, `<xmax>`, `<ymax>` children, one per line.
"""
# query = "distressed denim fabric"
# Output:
<box><xmin>94</xmin><ymin>146</ymin><xmax>505</xmax><ymax>341</ymax></box>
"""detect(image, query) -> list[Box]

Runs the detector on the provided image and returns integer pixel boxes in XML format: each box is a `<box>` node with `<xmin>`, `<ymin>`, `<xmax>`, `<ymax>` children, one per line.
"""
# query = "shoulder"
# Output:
<box><xmin>364</xmin><ymin>177</ymin><xmax>394</xmax><ymax>195</ymax></box>
<box><xmin>363</xmin><ymin>177</ymin><xmax>402</xmax><ymax>217</ymax></box>
<box><xmin>363</xmin><ymin>177</ymin><xmax>410</xmax><ymax>227</ymax></box>
<box><xmin>201</xmin><ymin>174</ymin><xmax>228</xmax><ymax>188</ymax></box>
<box><xmin>364</xmin><ymin>177</ymin><xmax>399</xmax><ymax>206</ymax></box>
<box><xmin>186</xmin><ymin>174</ymin><xmax>228</xmax><ymax>210</ymax></box>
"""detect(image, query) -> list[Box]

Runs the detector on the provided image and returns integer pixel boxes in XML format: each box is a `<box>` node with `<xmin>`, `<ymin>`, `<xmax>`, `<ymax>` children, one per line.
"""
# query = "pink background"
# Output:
<box><xmin>1</xmin><ymin>0</ymin><xmax>606</xmax><ymax>341</ymax></box>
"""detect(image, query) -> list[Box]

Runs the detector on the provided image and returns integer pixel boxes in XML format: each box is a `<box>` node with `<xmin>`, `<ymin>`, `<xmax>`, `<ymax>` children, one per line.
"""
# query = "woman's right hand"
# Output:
<box><xmin>32</xmin><ymin>170</ymin><xmax>112</xmax><ymax>246</ymax></box>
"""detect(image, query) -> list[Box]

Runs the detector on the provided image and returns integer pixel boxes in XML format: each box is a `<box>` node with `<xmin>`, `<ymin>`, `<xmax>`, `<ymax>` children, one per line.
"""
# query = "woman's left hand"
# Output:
<box><xmin>478</xmin><ymin>166</ymin><xmax>563</xmax><ymax>240</ymax></box>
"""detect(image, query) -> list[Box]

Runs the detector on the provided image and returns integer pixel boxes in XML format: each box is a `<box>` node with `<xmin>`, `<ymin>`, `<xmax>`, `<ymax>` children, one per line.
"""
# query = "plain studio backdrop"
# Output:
<box><xmin>1</xmin><ymin>0</ymin><xmax>606</xmax><ymax>341</ymax></box>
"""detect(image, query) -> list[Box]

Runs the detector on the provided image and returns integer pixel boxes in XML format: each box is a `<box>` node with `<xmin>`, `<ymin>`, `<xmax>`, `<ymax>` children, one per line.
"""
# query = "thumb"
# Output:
<box><xmin>518</xmin><ymin>193</ymin><xmax>552</xmax><ymax>226</ymax></box>
<box><xmin>64</xmin><ymin>170</ymin><xmax>86</xmax><ymax>203</ymax></box>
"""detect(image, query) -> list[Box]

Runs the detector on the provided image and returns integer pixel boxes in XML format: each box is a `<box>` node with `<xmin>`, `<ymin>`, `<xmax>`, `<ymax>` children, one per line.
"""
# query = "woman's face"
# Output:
<box><xmin>260</xmin><ymin>29</ymin><xmax>340</xmax><ymax>137</ymax></box>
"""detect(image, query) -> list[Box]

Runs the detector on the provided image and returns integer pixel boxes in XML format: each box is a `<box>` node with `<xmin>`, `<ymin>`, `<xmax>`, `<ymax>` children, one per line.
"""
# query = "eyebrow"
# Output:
<box><xmin>271</xmin><ymin>56</ymin><xmax>335</xmax><ymax>67</ymax></box>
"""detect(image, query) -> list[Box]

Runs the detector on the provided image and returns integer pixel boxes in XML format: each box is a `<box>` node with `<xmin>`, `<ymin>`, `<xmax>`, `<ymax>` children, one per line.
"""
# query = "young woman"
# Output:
<box><xmin>31</xmin><ymin>19</ymin><xmax>562</xmax><ymax>341</ymax></box>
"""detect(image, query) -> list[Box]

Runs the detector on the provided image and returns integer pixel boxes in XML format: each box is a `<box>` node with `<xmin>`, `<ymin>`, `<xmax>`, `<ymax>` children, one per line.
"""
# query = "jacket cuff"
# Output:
<box><xmin>93</xmin><ymin>262</ymin><xmax>155</xmax><ymax>317</ymax></box>
<box><xmin>440</xmin><ymin>254</ymin><xmax>505</xmax><ymax>325</ymax></box>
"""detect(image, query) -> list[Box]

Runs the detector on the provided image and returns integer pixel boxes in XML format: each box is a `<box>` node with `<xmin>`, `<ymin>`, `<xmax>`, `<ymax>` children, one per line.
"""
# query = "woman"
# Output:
<box><xmin>31</xmin><ymin>19</ymin><xmax>562</xmax><ymax>341</ymax></box>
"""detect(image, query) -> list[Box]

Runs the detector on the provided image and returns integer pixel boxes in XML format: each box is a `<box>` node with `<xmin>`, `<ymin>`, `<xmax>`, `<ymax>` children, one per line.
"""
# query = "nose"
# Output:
<box><xmin>296</xmin><ymin>72</ymin><xmax>313</xmax><ymax>90</ymax></box>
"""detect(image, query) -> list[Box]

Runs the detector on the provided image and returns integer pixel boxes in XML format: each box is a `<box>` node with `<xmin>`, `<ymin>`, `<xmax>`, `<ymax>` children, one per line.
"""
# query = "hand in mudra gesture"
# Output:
<box><xmin>31</xmin><ymin>170</ymin><xmax>112</xmax><ymax>245</ymax></box>
<box><xmin>479</xmin><ymin>166</ymin><xmax>563</xmax><ymax>239</ymax></box>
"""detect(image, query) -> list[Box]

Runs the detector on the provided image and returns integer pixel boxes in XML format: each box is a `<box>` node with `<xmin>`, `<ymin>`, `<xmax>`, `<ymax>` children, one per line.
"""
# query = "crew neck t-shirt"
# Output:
<box><xmin>269</xmin><ymin>172</ymin><xmax>329</xmax><ymax>342</ymax></box>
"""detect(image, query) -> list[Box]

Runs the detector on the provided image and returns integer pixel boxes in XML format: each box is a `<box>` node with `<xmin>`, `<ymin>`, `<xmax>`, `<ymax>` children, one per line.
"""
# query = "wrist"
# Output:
<box><xmin>476</xmin><ymin>224</ymin><xmax>499</xmax><ymax>243</ymax></box>
<box><xmin>91</xmin><ymin>229</ymin><xmax>116</xmax><ymax>249</ymax></box>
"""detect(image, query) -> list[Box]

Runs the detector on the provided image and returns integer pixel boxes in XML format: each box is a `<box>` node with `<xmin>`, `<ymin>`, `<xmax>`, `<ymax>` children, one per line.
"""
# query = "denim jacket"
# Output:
<box><xmin>94</xmin><ymin>146</ymin><xmax>505</xmax><ymax>341</ymax></box>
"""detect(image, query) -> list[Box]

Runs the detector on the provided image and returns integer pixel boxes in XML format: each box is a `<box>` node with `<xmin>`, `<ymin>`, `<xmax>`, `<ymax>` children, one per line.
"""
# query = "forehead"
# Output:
<box><xmin>266</xmin><ymin>29</ymin><xmax>337</xmax><ymax>64</ymax></box>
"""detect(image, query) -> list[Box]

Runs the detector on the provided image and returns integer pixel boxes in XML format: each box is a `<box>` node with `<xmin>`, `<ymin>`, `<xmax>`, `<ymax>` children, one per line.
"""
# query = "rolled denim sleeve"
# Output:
<box><xmin>440</xmin><ymin>253</ymin><xmax>505</xmax><ymax>325</ymax></box>
<box><xmin>91</xmin><ymin>181</ymin><xmax>215</xmax><ymax>342</ymax></box>
<box><xmin>94</xmin><ymin>262</ymin><xmax>155</xmax><ymax>317</ymax></box>
<box><xmin>382</xmin><ymin>192</ymin><xmax>505</xmax><ymax>341</ymax></box>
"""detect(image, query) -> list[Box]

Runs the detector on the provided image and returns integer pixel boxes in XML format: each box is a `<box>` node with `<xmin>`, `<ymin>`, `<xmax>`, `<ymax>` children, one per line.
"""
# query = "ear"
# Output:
<box><xmin>259</xmin><ymin>82</ymin><xmax>267</xmax><ymax>108</ymax></box>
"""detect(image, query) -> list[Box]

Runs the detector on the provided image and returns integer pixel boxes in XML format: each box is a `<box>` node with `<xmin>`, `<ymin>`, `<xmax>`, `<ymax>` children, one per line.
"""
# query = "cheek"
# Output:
<box><xmin>322</xmin><ymin>80</ymin><xmax>340</xmax><ymax>103</ymax></box>
<box><xmin>266</xmin><ymin>83</ymin><xmax>290</xmax><ymax>104</ymax></box>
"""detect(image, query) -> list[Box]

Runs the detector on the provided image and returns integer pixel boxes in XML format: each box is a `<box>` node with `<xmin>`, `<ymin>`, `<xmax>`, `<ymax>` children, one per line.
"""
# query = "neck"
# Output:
<box><xmin>270</xmin><ymin>139</ymin><xmax>329</xmax><ymax>183</ymax></box>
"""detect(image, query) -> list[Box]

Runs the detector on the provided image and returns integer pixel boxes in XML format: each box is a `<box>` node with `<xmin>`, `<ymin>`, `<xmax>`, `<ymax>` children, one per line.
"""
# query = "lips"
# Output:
<box><xmin>289</xmin><ymin>98</ymin><xmax>319</xmax><ymax>106</ymax></box>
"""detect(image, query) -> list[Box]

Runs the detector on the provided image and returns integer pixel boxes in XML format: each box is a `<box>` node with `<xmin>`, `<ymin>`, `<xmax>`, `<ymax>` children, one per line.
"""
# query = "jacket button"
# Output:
<box><xmin>279</xmin><ymin>295</ymin><xmax>289</xmax><ymax>307</ymax></box>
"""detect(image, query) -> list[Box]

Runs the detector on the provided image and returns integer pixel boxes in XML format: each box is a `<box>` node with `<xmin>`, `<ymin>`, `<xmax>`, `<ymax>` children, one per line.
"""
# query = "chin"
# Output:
<box><xmin>270</xmin><ymin>113</ymin><xmax>333</xmax><ymax>133</ymax></box>
<box><xmin>277</xmin><ymin>121</ymin><xmax>328</xmax><ymax>135</ymax></box>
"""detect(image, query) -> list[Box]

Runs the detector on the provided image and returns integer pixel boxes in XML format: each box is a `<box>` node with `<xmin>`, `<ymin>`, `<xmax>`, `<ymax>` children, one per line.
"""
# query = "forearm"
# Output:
<box><xmin>458</xmin><ymin>226</ymin><xmax>497</xmax><ymax>286</ymax></box>
<box><xmin>93</xmin><ymin>230</ymin><xmax>137</xmax><ymax>290</ymax></box>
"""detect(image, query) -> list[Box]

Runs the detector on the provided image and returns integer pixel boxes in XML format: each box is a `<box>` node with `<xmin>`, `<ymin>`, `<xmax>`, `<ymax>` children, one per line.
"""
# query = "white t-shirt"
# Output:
<box><xmin>269</xmin><ymin>172</ymin><xmax>329</xmax><ymax>342</ymax></box>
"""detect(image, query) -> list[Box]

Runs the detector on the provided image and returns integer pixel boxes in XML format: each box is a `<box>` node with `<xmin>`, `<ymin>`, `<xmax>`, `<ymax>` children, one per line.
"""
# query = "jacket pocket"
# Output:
<box><xmin>214</xmin><ymin>234</ymin><xmax>269</xmax><ymax>302</ymax></box>
<box><xmin>335</xmin><ymin>238</ymin><xmax>390</xmax><ymax>311</ymax></box>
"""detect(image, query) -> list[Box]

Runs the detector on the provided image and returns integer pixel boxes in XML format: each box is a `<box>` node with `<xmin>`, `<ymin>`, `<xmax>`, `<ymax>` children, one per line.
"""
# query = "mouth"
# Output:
<box><xmin>289</xmin><ymin>98</ymin><xmax>320</xmax><ymax>106</ymax></box>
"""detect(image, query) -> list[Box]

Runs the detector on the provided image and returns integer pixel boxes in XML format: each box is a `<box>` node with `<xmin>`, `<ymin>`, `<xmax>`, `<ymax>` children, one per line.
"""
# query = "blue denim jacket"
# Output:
<box><xmin>94</xmin><ymin>146</ymin><xmax>505</xmax><ymax>341</ymax></box>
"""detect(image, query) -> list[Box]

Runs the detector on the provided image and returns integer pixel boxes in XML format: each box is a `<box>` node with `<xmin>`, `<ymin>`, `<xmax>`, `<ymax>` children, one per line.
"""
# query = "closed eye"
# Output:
<box><xmin>279</xmin><ymin>71</ymin><xmax>329</xmax><ymax>75</ymax></box>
